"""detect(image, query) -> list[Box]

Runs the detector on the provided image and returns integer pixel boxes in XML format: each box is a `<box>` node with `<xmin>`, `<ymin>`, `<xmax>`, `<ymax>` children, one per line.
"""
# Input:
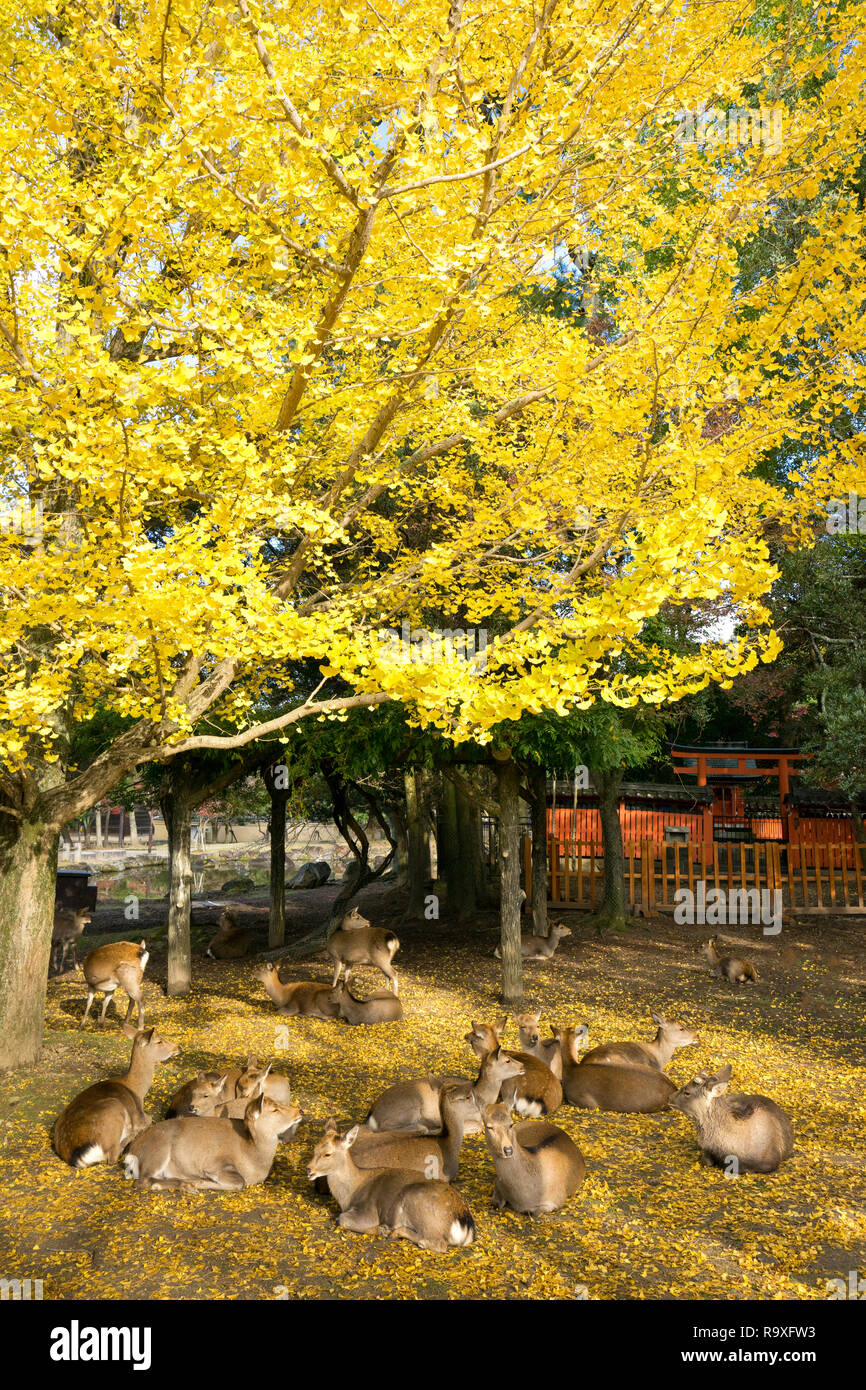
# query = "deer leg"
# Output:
<box><xmin>338</xmin><ymin>1204</ymin><xmax>380</xmax><ymax>1234</ymax></box>
<box><xmin>331</xmin><ymin>959</ymin><xmax>343</xmax><ymax>988</ymax></box>
<box><xmin>80</xmin><ymin>990</ymin><xmax>96</xmax><ymax>1028</ymax></box>
<box><xmin>98</xmin><ymin>988</ymin><xmax>116</xmax><ymax>1024</ymax></box>
<box><xmin>379</xmin><ymin>961</ymin><xmax>398</xmax><ymax>996</ymax></box>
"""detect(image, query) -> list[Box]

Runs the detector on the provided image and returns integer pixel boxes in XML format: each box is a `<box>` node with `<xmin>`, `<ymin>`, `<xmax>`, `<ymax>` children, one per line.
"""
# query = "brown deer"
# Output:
<box><xmin>465</xmin><ymin>1020</ymin><xmax>562</xmax><ymax>1117</ymax></box>
<box><xmin>581</xmin><ymin>1011</ymin><xmax>699</xmax><ymax>1070</ymax></box>
<box><xmin>51</xmin><ymin>906</ymin><xmax>92</xmax><ymax>975</ymax></box>
<box><xmin>253</xmin><ymin>962</ymin><xmax>342</xmax><ymax>1018</ymax></box>
<box><xmin>669</xmin><ymin>1065</ymin><xmax>793</xmax><ymax>1172</ymax></box>
<box><xmin>53</xmin><ymin>1025</ymin><xmax>179</xmax><ymax>1167</ymax></box>
<box><xmin>80</xmin><ymin>940</ymin><xmax>149</xmax><ymax>1029</ymax></box>
<box><xmin>494</xmin><ymin>921</ymin><xmax>571</xmax><ymax>961</ymax></box>
<box><xmin>364</xmin><ymin>1046</ymin><xmax>524</xmax><ymax>1135</ymax></box>
<box><xmin>699</xmin><ymin>937</ymin><xmax>759</xmax><ymax>986</ymax></box>
<box><xmin>482</xmin><ymin>1102</ymin><xmax>586</xmax><ymax>1214</ymax></box>
<box><xmin>339</xmin><ymin>1082</ymin><xmax>478</xmax><ymax>1181</ymax></box>
<box><xmin>124</xmin><ymin>1094</ymin><xmax>302</xmax><ymax>1190</ymax></box>
<box><xmin>516</xmin><ymin>1013</ymin><xmax>589</xmax><ymax>1080</ymax></box>
<box><xmin>555</xmin><ymin>1025</ymin><xmax>675</xmax><ymax>1112</ymax></box>
<box><xmin>206</xmin><ymin>909</ymin><xmax>252</xmax><ymax>960</ymax></box>
<box><xmin>307</xmin><ymin>1124</ymin><xmax>475</xmax><ymax>1252</ymax></box>
<box><xmin>326</xmin><ymin>910</ymin><xmax>400</xmax><ymax>995</ymax></box>
<box><xmin>331</xmin><ymin>981</ymin><xmax>404</xmax><ymax>1025</ymax></box>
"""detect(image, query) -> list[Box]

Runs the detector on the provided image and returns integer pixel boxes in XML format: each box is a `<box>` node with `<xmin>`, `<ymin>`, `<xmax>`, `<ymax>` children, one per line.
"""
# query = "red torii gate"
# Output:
<box><xmin>670</xmin><ymin>744</ymin><xmax>807</xmax><ymax>840</ymax></box>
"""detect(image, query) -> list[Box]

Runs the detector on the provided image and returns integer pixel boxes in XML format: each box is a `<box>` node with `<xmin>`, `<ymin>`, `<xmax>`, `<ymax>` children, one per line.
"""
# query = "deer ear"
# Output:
<box><xmin>495</xmin><ymin>1016</ymin><xmax>507</xmax><ymax>1033</ymax></box>
<box><xmin>260</xmin><ymin>1061</ymin><xmax>273</xmax><ymax>1080</ymax></box>
<box><xmin>716</xmin><ymin>1063</ymin><xmax>733</xmax><ymax>1083</ymax></box>
<box><xmin>651</xmin><ymin>1010</ymin><xmax>664</xmax><ymax>1026</ymax></box>
<box><xmin>324</xmin><ymin>1116</ymin><xmax>339</xmax><ymax>1135</ymax></box>
<box><xmin>343</xmin><ymin>1124</ymin><xmax>359</xmax><ymax>1149</ymax></box>
<box><xmin>245</xmin><ymin>1055</ymin><xmax>259</xmax><ymax>1070</ymax></box>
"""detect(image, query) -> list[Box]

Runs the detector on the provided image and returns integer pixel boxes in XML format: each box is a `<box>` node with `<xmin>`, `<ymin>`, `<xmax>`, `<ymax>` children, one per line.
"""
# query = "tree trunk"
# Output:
<box><xmin>528</xmin><ymin>764</ymin><xmax>549</xmax><ymax>936</ymax></box>
<box><xmin>591</xmin><ymin>766</ymin><xmax>627</xmax><ymax>931</ymax></box>
<box><xmin>495</xmin><ymin>758</ymin><xmax>523</xmax><ymax>1006</ymax></box>
<box><xmin>404</xmin><ymin>768</ymin><xmax>428</xmax><ymax>920</ymax></box>
<box><xmin>455</xmin><ymin>777</ymin><xmax>483</xmax><ymax>924</ymax></box>
<box><xmin>264</xmin><ymin>767</ymin><xmax>288</xmax><ymax>949</ymax></box>
<box><xmin>0</xmin><ymin>812</ymin><xmax>60</xmax><ymax>1071</ymax></box>
<box><xmin>437</xmin><ymin>778</ymin><xmax>459</xmax><ymax>908</ymax></box>
<box><xmin>160</xmin><ymin>786</ymin><xmax>193</xmax><ymax>995</ymax></box>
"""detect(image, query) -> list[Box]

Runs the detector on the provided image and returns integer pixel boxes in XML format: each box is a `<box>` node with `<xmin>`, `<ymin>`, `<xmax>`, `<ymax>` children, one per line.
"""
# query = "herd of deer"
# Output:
<box><xmin>49</xmin><ymin>905</ymin><xmax>793</xmax><ymax>1253</ymax></box>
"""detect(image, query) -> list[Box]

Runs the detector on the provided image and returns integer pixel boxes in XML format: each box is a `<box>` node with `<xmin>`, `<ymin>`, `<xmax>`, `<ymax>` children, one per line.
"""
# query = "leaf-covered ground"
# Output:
<box><xmin>2</xmin><ymin>886</ymin><xmax>864</xmax><ymax>1301</ymax></box>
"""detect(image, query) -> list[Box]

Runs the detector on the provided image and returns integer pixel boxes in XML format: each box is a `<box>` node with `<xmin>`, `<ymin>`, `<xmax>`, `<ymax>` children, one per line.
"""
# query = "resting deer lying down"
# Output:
<box><xmin>51</xmin><ymin>906</ymin><xmax>91</xmax><ymax>975</ymax></box>
<box><xmin>53</xmin><ymin>1025</ymin><xmax>179</xmax><ymax>1168</ymax></box>
<box><xmin>482</xmin><ymin>1103</ymin><xmax>586</xmax><ymax>1215</ymax></box>
<box><xmin>516</xmin><ymin>1014</ymin><xmax>588</xmax><ymax>1080</ymax></box>
<box><xmin>327</xmin><ymin>1082</ymin><xmax>478</xmax><ymax>1182</ymax></box>
<box><xmin>669</xmin><ymin>1065</ymin><xmax>794</xmax><ymax>1173</ymax></box>
<box><xmin>494</xmin><ymin>921</ymin><xmax>571</xmax><ymax>961</ymax></box>
<box><xmin>166</xmin><ymin>1058</ymin><xmax>292</xmax><ymax>1117</ymax></box>
<box><xmin>331</xmin><ymin>981</ymin><xmax>404</xmax><ymax>1025</ymax></box>
<box><xmin>581</xmin><ymin>1011</ymin><xmax>699</xmax><ymax>1071</ymax></box>
<box><xmin>206</xmin><ymin>909</ymin><xmax>252</xmax><ymax>960</ymax></box>
<box><xmin>308</xmin><ymin>1124</ymin><xmax>475</xmax><ymax>1252</ymax></box>
<box><xmin>327</xmin><ymin>910</ymin><xmax>400</xmax><ymax>995</ymax></box>
<box><xmin>81</xmin><ymin>940</ymin><xmax>149</xmax><ymax>1029</ymax></box>
<box><xmin>253</xmin><ymin>963</ymin><xmax>342</xmax><ymax>1018</ymax></box>
<box><xmin>555</xmin><ymin>1024</ymin><xmax>676</xmax><ymax>1113</ymax></box>
<box><xmin>699</xmin><ymin>936</ymin><xmax>759</xmax><ymax>986</ymax></box>
<box><xmin>364</xmin><ymin>1046</ymin><xmax>524</xmax><ymax>1136</ymax></box>
<box><xmin>124</xmin><ymin>1094</ymin><xmax>302</xmax><ymax>1190</ymax></box>
<box><xmin>466</xmin><ymin>1020</ymin><xmax>562</xmax><ymax>1117</ymax></box>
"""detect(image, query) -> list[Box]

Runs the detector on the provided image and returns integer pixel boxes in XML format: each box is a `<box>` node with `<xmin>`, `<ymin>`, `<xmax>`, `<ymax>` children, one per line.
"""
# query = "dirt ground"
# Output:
<box><xmin>2</xmin><ymin>883</ymin><xmax>864</xmax><ymax>1301</ymax></box>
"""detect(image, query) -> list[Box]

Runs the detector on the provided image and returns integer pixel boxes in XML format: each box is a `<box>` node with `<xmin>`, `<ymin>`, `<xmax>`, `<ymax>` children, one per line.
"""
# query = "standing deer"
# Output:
<box><xmin>482</xmin><ymin>1102</ymin><xmax>586</xmax><ymax>1214</ymax></box>
<box><xmin>124</xmin><ymin>1094</ymin><xmax>302</xmax><ymax>1190</ymax></box>
<box><xmin>253</xmin><ymin>963</ymin><xmax>342</xmax><ymax>1018</ymax></box>
<box><xmin>326</xmin><ymin>911</ymin><xmax>400</xmax><ymax>995</ymax></box>
<box><xmin>307</xmin><ymin>1124</ymin><xmax>475</xmax><ymax>1252</ymax></box>
<box><xmin>669</xmin><ymin>1065</ymin><xmax>794</xmax><ymax>1172</ymax></box>
<box><xmin>80</xmin><ymin>940</ymin><xmax>149</xmax><ymax>1029</ymax></box>
<box><xmin>51</xmin><ymin>906</ymin><xmax>92</xmax><ymax>975</ymax></box>
<box><xmin>53</xmin><ymin>1025</ymin><xmax>179</xmax><ymax>1167</ymax></box>
<box><xmin>581</xmin><ymin>1011</ymin><xmax>699</xmax><ymax>1070</ymax></box>
<box><xmin>699</xmin><ymin>937</ymin><xmax>759</xmax><ymax>986</ymax></box>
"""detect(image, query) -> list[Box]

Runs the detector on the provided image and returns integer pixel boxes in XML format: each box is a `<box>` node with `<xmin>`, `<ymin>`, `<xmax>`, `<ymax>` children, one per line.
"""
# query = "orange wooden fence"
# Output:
<box><xmin>524</xmin><ymin>837</ymin><xmax>866</xmax><ymax>914</ymax></box>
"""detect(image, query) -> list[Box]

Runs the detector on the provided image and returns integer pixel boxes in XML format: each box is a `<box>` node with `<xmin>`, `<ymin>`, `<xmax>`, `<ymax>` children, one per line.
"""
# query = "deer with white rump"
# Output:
<box><xmin>326</xmin><ymin>909</ymin><xmax>400</xmax><ymax>995</ymax></box>
<box><xmin>80</xmin><ymin>939</ymin><xmax>149</xmax><ymax>1029</ymax></box>
<box><xmin>699</xmin><ymin>936</ymin><xmax>759</xmax><ymax>986</ymax></box>
<box><xmin>308</xmin><ymin>1124</ymin><xmax>475</xmax><ymax>1252</ymax></box>
<box><xmin>53</xmin><ymin>1025</ymin><xmax>179</xmax><ymax>1168</ymax></box>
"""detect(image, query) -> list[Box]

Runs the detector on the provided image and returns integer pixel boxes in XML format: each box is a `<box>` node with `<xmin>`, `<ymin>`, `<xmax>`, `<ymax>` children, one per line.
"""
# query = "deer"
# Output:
<box><xmin>516</xmin><ymin>1013</ymin><xmax>589</xmax><ymax>1080</ymax></box>
<box><xmin>206</xmin><ymin>909</ymin><xmax>252</xmax><ymax>960</ymax></box>
<box><xmin>326</xmin><ymin>910</ymin><xmax>400</xmax><ymax>995</ymax></box>
<box><xmin>581</xmin><ymin>1011</ymin><xmax>699</xmax><ymax>1071</ymax></box>
<box><xmin>253</xmin><ymin>962</ymin><xmax>342</xmax><ymax>1018</ymax></box>
<box><xmin>166</xmin><ymin>1057</ymin><xmax>291</xmax><ymax>1117</ymax></box>
<box><xmin>307</xmin><ymin>1124</ymin><xmax>475</xmax><ymax>1252</ymax></box>
<box><xmin>80</xmin><ymin>940</ymin><xmax>149</xmax><ymax>1029</ymax></box>
<box><xmin>554</xmin><ymin>1024</ymin><xmax>676</xmax><ymax>1112</ymax></box>
<box><xmin>364</xmin><ymin>1045</ymin><xmax>524</xmax><ymax>1136</ymax></box>
<box><xmin>124</xmin><ymin>1093</ymin><xmax>302</xmax><ymax>1190</ymax></box>
<box><xmin>465</xmin><ymin>1020</ymin><xmax>562</xmax><ymax>1117</ymax></box>
<box><xmin>669</xmin><ymin>1064</ymin><xmax>794</xmax><ymax>1172</ymax></box>
<box><xmin>333</xmin><ymin>1082</ymin><xmax>478</xmax><ymax>1182</ymax></box>
<box><xmin>494</xmin><ymin>921</ymin><xmax>572</xmax><ymax>961</ymax></box>
<box><xmin>53</xmin><ymin>1025</ymin><xmax>180</xmax><ymax>1168</ymax></box>
<box><xmin>699</xmin><ymin>936</ymin><xmax>759</xmax><ymax>986</ymax></box>
<box><xmin>51</xmin><ymin>906</ymin><xmax>92</xmax><ymax>975</ymax></box>
<box><xmin>331</xmin><ymin>980</ymin><xmax>404</xmax><ymax>1025</ymax></box>
<box><xmin>482</xmin><ymin>1102</ymin><xmax>586</xmax><ymax>1214</ymax></box>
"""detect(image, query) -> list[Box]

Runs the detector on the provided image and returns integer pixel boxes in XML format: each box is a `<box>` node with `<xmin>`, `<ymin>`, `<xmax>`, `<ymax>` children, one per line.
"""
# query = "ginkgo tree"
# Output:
<box><xmin>1</xmin><ymin>0</ymin><xmax>865</xmax><ymax>1067</ymax></box>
